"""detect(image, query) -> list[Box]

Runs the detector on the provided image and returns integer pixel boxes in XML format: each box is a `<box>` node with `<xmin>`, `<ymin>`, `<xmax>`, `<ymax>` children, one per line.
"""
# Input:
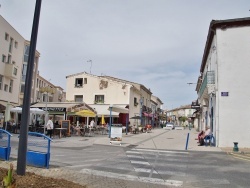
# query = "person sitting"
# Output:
<box><xmin>197</xmin><ymin>130</ymin><xmax>204</xmax><ymax>143</ymax></box>
<box><xmin>198</xmin><ymin>127</ymin><xmax>211</xmax><ymax>146</ymax></box>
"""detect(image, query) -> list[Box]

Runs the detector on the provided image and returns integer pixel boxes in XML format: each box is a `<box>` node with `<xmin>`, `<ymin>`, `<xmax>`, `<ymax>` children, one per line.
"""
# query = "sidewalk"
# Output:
<box><xmin>50</xmin><ymin>128</ymin><xmax>223</xmax><ymax>152</ymax></box>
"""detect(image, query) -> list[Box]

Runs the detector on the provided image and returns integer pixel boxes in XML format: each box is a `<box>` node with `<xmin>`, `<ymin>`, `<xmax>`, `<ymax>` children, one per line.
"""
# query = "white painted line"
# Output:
<box><xmin>126</xmin><ymin>151</ymin><xmax>141</xmax><ymax>154</ymax></box>
<box><xmin>134</xmin><ymin>168</ymin><xmax>158</xmax><ymax>174</ymax></box>
<box><xmin>127</xmin><ymin>155</ymin><xmax>144</xmax><ymax>159</ymax></box>
<box><xmin>187</xmin><ymin>179</ymin><xmax>230</xmax><ymax>185</ymax></box>
<box><xmin>80</xmin><ymin>169</ymin><xmax>183</xmax><ymax>187</ymax></box>
<box><xmin>130</xmin><ymin>160</ymin><xmax>150</xmax><ymax>165</ymax></box>
<box><xmin>133</xmin><ymin>148</ymin><xmax>188</xmax><ymax>154</ymax></box>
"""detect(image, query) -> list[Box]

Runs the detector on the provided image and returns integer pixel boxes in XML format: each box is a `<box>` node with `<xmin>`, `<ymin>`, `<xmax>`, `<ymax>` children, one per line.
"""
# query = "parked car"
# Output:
<box><xmin>166</xmin><ymin>122</ymin><xmax>174</xmax><ymax>129</ymax></box>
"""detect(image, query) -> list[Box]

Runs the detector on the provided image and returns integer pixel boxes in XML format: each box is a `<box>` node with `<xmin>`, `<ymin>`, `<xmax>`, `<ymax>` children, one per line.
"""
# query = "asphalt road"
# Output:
<box><xmin>8</xmin><ymin>133</ymin><xmax>250</xmax><ymax>188</ymax></box>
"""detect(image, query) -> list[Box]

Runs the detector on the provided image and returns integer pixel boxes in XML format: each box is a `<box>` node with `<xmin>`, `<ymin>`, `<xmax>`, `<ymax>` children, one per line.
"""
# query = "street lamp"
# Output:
<box><xmin>109</xmin><ymin>104</ymin><xmax>113</xmax><ymax>138</ymax></box>
<box><xmin>39</xmin><ymin>86</ymin><xmax>55</xmax><ymax>134</ymax></box>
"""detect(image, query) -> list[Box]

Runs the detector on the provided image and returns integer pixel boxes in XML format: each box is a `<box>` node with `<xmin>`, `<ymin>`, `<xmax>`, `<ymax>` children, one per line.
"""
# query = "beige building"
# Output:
<box><xmin>66</xmin><ymin>72</ymin><xmax>162</xmax><ymax>126</ymax></box>
<box><xmin>0</xmin><ymin>15</ymin><xmax>65</xmax><ymax>118</ymax></box>
<box><xmin>35</xmin><ymin>73</ymin><xmax>65</xmax><ymax>104</ymax></box>
<box><xmin>0</xmin><ymin>15</ymin><xmax>25</xmax><ymax>110</ymax></box>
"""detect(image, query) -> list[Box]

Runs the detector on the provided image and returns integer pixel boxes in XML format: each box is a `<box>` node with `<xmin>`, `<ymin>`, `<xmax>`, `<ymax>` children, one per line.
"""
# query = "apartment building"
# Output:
<box><xmin>35</xmin><ymin>73</ymin><xmax>65</xmax><ymax>104</ymax></box>
<box><xmin>0</xmin><ymin>15</ymin><xmax>65</xmax><ymax>116</ymax></box>
<box><xmin>19</xmin><ymin>40</ymin><xmax>40</xmax><ymax>105</ymax></box>
<box><xmin>66</xmin><ymin>72</ymin><xmax>162</xmax><ymax>126</ymax></box>
<box><xmin>0</xmin><ymin>15</ymin><xmax>24</xmax><ymax>110</ymax></box>
<box><xmin>195</xmin><ymin>17</ymin><xmax>250</xmax><ymax>147</ymax></box>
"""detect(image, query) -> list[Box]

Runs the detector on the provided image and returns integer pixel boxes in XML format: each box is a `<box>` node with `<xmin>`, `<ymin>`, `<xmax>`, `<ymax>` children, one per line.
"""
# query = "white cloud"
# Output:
<box><xmin>1</xmin><ymin>0</ymin><xmax>250</xmax><ymax>108</ymax></box>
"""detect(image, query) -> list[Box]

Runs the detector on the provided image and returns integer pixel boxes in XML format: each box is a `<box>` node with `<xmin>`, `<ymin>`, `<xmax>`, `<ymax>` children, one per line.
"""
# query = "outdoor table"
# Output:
<box><xmin>55</xmin><ymin>128</ymin><xmax>67</xmax><ymax>138</ymax></box>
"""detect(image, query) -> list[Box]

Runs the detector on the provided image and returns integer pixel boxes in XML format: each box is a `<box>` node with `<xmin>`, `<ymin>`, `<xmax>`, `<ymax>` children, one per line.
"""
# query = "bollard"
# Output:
<box><xmin>185</xmin><ymin>133</ymin><xmax>190</xmax><ymax>150</ymax></box>
<box><xmin>233</xmin><ymin>142</ymin><xmax>239</xmax><ymax>152</ymax></box>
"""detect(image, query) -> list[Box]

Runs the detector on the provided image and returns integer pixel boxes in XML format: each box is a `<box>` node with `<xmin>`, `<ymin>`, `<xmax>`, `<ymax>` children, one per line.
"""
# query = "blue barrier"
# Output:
<box><xmin>0</xmin><ymin>129</ymin><xmax>12</xmax><ymax>161</ymax></box>
<box><xmin>185</xmin><ymin>133</ymin><xmax>190</xmax><ymax>150</ymax></box>
<box><xmin>27</xmin><ymin>132</ymin><xmax>52</xmax><ymax>169</ymax></box>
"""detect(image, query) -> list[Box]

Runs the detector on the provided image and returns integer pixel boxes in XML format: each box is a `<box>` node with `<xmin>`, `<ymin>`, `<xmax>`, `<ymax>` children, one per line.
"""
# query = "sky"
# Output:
<box><xmin>1</xmin><ymin>0</ymin><xmax>250</xmax><ymax>109</ymax></box>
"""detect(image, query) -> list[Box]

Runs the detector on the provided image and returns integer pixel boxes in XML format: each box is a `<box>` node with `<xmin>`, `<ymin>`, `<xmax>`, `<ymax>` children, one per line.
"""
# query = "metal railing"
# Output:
<box><xmin>198</xmin><ymin>71</ymin><xmax>215</xmax><ymax>97</ymax></box>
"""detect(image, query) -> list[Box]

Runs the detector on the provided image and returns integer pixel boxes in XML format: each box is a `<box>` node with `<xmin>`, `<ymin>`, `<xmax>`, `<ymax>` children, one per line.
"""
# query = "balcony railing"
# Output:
<box><xmin>198</xmin><ymin>71</ymin><xmax>215</xmax><ymax>97</ymax></box>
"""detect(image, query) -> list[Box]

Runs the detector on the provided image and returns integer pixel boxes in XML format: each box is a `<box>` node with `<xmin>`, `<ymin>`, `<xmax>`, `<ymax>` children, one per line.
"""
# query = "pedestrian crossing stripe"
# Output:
<box><xmin>132</xmin><ymin>148</ymin><xmax>189</xmax><ymax>154</ymax></box>
<box><xmin>230</xmin><ymin>153</ymin><xmax>250</xmax><ymax>162</ymax></box>
<box><xmin>80</xmin><ymin>168</ymin><xmax>183</xmax><ymax>187</ymax></box>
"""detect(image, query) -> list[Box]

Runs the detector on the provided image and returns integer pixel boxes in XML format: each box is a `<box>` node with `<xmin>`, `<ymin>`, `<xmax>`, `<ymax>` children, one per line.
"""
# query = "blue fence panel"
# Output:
<box><xmin>27</xmin><ymin>132</ymin><xmax>52</xmax><ymax>168</ymax></box>
<box><xmin>0</xmin><ymin>129</ymin><xmax>12</xmax><ymax>161</ymax></box>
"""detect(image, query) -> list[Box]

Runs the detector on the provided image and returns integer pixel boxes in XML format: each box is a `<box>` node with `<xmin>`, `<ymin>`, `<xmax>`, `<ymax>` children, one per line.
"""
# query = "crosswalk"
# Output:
<box><xmin>67</xmin><ymin>148</ymin><xmax>232</xmax><ymax>187</ymax></box>
<box><xmin>229</xmin><ymin>152</ymin><xmax>250</xmax><ymax>162</ymax></box>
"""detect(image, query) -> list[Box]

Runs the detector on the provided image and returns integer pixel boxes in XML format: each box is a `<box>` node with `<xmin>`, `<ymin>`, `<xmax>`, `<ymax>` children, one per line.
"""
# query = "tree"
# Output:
<box><xmin>179</xmin><ymin>116</ymin><xmax>188</xmax><ymax>126</ymax></box>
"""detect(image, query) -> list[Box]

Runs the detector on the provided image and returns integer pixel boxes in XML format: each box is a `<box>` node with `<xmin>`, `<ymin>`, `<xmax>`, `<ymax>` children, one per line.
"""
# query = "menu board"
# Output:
<box><xmin>110</xmin><ymin>124</ymin><xmax>122</xmax><ymax>145</ymax></box>
<box><xmin>61</xmin><ymin>120</ymin><xmax>70</xmax><ymax>136</ymax></box>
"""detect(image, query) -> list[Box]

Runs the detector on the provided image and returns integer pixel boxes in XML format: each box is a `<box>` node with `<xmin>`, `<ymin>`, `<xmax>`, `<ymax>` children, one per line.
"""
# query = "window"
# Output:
<box><xmin>9</xmin><ymin>38</ymin><xmax>13</xmax><ymax>53</ymax></box>
<box><xmin>24</xmin><ymin>45</ymin><xmax>29</xmax><ymax>62</ymax></box>
<box><xmin>95</xmin><ymin>95</ymin><xmax>104</xmax><ymax>104</ymax></box>
<box><xmin>75</xmin><ymin>95</ymin><xmax>83</xmax><ymax>102</ymax></box>
<box><xmin>9</xmin><ymin>80</ymin><xmax>13</xmax><ymax>93</ymax></box>
<box><xmin>134</xmin><ymin>97</ymin><xmax>138</xmax><ymax>106</ymax></box>
<box><xmin>2</xmin><ymin>55</ymin><xmax>6</xmax><ymax>63</ymax></box>
<box><xmin>84</xmin><ymin>78</ymin><xmax>87</xmax><ymax>84</ymax></box>
<box><xmin>13</xmin><ymin>67</ymin><xmax>17</xmax><ymax>76</ymax></box>
<box><xmin>14</xmin><ymin>41</ymin><xmax>18</xmax><ymax>48</ymax></box>
<box><xmin>7</xmin><ymin>54</ymin><xmax>11</xmax><ymax>64</ymax></box>
<box><xmin>5</xmin><ymin>33</ymin><xmax>9</xmax><ymax>41</ymax></box>
<box><xmin>21</xmin><ymin>84</ymin><xmax>25</xmax><ymax>93</ymax></box>
<box><xmin>0</xmin><ymin>75</ymin><xmax>3</xmax><ymax>90</ymax></box>
<box><xmin>22</xmin><ymin>64</ymin><xmax>27</xmax><ymax>82</ymax></box>
<box><xmin>4</xmin><ymin>84</ymin><xmax>8</xmax><ymax>92</ymax></box>
<box><xmin>75</xmin><ymin>78</ymin><xmax>83</xmax><ymax>87</ymax></box>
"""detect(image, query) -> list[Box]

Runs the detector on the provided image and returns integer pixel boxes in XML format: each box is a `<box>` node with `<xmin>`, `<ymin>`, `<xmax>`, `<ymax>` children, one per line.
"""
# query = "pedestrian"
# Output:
<box><xmin>46</xmin><ymin>117</ymin><xmax>53</xmax><ymax>138</ymax></box>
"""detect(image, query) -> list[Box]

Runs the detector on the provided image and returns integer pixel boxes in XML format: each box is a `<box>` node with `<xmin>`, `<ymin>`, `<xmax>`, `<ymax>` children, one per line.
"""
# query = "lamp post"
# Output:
<box><xmin>39</xmin><ymin>86</ymin><xmax>55</xmax><ymax>134</ymax></box>
<box><xmin>109</xmin><ymin>104</ymin><xmax>113</xmax><ymax>138</ymax></box>
<box><xmin>140</xmin><ymin>98</ymin><xmax>143</xmax><ymax>127</ymax></box>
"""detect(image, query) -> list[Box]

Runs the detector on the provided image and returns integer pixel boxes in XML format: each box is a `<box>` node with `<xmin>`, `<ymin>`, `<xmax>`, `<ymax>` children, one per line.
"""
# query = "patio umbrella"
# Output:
<box><xmin>75</xmin><ymin>110</ymin><xmax>96</xmax><ymax>117</ymax></box>
<box><xmin>30</xmin><ymin>108</ymin><xmax>46</xmax><ymax>114</ymax></box>
<box><xmin>10</xmin><ymin>107</ymin><xmax>22</xmax><ymax>113</ymax></box>
<box><xmin>101</xmin><ymin>115</ymin><xmax>105</xmax><ymax>125</ymax></box>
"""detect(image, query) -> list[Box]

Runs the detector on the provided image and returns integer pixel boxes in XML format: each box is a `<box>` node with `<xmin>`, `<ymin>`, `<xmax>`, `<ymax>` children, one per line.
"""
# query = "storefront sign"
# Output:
<box><xmin>40</xmin><ymin>107</ymin><xmax>66</xmax><ymax>112</ymax></box>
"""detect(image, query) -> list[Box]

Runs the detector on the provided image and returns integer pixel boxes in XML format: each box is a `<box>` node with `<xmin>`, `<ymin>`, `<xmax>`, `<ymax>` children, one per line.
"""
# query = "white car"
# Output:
<box><xmin>165</xmin><ymin>123</ymin><xmax>174</xmax><ymax>130</ymax></box>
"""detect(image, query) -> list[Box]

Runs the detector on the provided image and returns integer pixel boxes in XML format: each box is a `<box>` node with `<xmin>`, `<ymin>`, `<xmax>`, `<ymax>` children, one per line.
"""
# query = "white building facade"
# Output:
<box><xmin>66</xmin><ymin>72</ymin><xmax>162</xmax><ymax>126</ymax></box>
<box><xmin>0</xmin><ymin>15</ymin><xmax>24</xmax><ymax>109</ymax></box>
<box><xmin>196</xmin><ymin>17</ymin><xmax>250</xmax><ymax>148</ymax></box>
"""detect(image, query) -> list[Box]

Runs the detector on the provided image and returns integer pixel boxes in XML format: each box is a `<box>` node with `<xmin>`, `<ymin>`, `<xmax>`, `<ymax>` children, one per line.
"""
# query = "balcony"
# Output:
<box><xmin>198</xmin><ymin>71</ymin><xmax>215</xmax><ymax>98</ymax></box>
<box><xmin>4</xmin><ymin>63</ymin><xmax>18</xmax><ymax>79</ymax></box>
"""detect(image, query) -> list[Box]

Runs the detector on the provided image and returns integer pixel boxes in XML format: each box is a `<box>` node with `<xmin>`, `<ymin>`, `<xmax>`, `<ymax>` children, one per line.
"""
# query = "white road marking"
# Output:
<box><xmin>127</xmin><ymin>155</ymin><xmax>144</xmax><ymax>159</ymax></box>
<box><xmin>126</xmin><ymin>151</ymin><xmax>141</xmax><ymax>154</ymax></box>
<box><xmin>130</xmin><ymin>160</ymin><xmax>150</xmax><ymax>165</ymax></box>
<box><xmin>80</xmin><ymin>169</ymin><xmax>183</xmax><ymax>187</ymax></box>
<box><xmin>134</xmin><ymin>168</ymin><xmax>158</xmax><ymax>174</ymax></box>
<box><xmin>132</xmin><ymin>148</ymin><xmax>188</xmax><ymax>154</ymax></box>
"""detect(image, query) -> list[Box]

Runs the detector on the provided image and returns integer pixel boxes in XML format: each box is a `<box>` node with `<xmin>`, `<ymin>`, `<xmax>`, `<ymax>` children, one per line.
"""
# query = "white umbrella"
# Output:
<box><xmin>10</xmin><ymin>107</ymin><xmax>22</xmax><ymax>113</ymax></box>
<box><xmin>30</xmin><ymin>108</ymin><xmax>46</xmax><ymax>114</ymax></box>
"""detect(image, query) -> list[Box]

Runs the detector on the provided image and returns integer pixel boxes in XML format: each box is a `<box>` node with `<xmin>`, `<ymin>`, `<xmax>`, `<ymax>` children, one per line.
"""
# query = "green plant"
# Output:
<box><xmin>2</xmin><ymin>163</ymin><xmax>16</xmax><ymax>188</ymax></box>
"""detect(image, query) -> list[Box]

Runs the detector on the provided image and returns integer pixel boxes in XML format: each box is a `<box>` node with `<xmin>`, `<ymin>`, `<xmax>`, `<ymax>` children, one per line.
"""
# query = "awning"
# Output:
<box><xmin>89</xmin><ymin>104</ymin><xmax>119</xmax><ymax>117</ymax></box>
<box><xmin>108</xmin><ymin>105</ymin><xmax>129</xmax><ymax>114</ymax></box>
<box><xmin>30</xmin><ymin>102</ymin><xmax>95</xmax><ymax>113</ymax></box>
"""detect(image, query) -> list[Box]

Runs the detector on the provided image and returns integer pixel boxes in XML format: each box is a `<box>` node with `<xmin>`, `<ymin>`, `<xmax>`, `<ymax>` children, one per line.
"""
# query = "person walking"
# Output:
<box><xmin>46</xmin><ymin>117</ymin><xmax>54</xmax><ymax>138</ymax></box>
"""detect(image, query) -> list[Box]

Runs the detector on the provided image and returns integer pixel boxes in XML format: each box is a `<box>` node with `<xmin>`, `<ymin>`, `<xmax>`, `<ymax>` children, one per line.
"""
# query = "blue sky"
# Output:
<box><xmin>1</xmin><ymin>0</ymin><xmax>250</xmax><ymax>109</ymax></box>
